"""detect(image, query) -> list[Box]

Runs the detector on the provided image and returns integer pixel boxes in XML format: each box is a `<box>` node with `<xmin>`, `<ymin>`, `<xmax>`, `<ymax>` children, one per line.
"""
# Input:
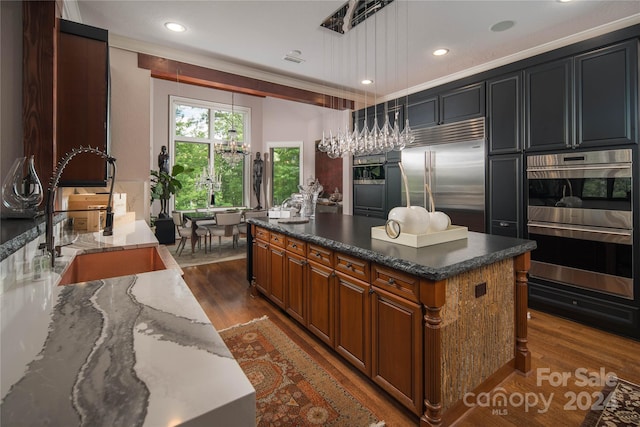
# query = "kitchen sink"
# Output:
<box><xmin>59</xmin><ymin>246</ymin><xmax>167</xmax><ymax>285</ymax></box>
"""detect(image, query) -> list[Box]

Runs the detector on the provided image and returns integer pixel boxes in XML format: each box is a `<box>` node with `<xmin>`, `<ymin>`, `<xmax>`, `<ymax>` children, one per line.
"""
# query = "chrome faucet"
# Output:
<box><xmin>45</xmin><ymin>146</ymin><xmax>117</xmax><ymax>267</ymax></box>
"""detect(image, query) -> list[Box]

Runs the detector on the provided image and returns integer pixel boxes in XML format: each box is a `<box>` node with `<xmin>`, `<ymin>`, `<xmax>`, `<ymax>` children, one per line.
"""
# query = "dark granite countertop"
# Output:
<box><xmin>0</xmin><ymin>214</ymin><xmax>59</xmax><ymax>261</ymax></box>
<box><xmin>248</xmin><ymin>213</ymin><xmax>537</xmax><ymax>281</ymax></box>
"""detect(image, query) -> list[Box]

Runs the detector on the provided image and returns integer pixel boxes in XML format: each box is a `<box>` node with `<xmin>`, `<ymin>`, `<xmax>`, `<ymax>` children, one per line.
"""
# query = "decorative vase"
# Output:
<box><xmin>386</xmin><ymin>163</ymin><xmax>430</xmax><ymax>238</ymax></box>
<box><xmin>1</xmin><ymin>156</ymin><xmax>44</xmax><ymax>218</ymax></box>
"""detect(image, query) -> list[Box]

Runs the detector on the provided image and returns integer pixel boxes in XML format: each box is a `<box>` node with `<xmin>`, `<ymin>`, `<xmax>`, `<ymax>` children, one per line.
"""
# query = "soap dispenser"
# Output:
<box><xmin>33</xmin><ymin>243</ymin><xmax>51</xmax><ymax>279</ymax></box>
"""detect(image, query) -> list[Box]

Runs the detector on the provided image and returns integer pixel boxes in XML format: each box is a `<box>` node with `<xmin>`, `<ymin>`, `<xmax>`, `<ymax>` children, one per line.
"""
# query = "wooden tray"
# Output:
<box><xmin>371</xmin><ymin>225</ymin><xmax>468</xmax><ymax>247</ymax></box>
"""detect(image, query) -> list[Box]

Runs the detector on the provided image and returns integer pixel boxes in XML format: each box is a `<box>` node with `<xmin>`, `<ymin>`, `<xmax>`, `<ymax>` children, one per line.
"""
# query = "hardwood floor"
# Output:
<box><xmin>182</xmin><ymin>259</ymin><xmax>640</xmax><ymax>427</ymax></box>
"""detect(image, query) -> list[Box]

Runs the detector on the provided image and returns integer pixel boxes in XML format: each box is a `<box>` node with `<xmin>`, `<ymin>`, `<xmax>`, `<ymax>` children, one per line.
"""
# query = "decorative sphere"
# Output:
<box><xmin>387</xmin><ymin>206</ymin><xmax>430</xmax><ymax>235</ymax></box>
<box><xmin>428</xmin><ymin>211</ymin><xmax>451</xmax><ymax>232</ymax></box>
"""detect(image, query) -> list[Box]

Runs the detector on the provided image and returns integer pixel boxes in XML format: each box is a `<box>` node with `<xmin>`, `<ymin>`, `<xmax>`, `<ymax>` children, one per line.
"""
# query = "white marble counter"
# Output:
<box><xmin>0</xmin><ymin>221</ymin><xmax>255</xmax><ymax>426</ymax></box>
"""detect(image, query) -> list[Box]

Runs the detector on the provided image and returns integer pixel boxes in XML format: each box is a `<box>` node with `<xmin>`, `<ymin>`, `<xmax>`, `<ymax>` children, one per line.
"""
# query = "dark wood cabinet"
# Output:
<box><xmin>576</xmin><ymin>40</ymin><xmax>638</xmax><ymax>147</ymax></box>
<box><xmin>57</xmin><ymin>19</ymin><xmax>110</xmax><ymax>186</ymax></box>
<box><xmin>488</xmin><ymin>154</ymin><xmax>523</xmax><ymax>238</ymax></box>
<box><xmin>371</xmin><ymin>286</ymin><xmax>423</xmax><ymax>415</ymax></box>
<box><xmin>335</xmin><ymin>272</ymin><xmax>371</xmax><ymax>375</ymax></box>
<box><xmin>285</xmin><ymin>252</ymin><xmax>307</xmax><ymax>325</ymax></box>
<box><xmin>254</xmin><ymin>239</ymin><xmax>269</xmax><ymax>295</ymax></box>
<box><xmin>488</xmin><ymin>73</ymin><xmax>522</xmax><ymax>154</ymax></box>
<box><xmin>268</xmin><ymin>245</ymin><xmax>286</xmax><ymax>309</ymax></box>
<box><xmin>307</xmin><ymin>261</ymin><xmax>335</xmax><ymax>347</ymax></box>
<box><xmin>524</xmin><ymin>58</ymin><xmax>573</xmax><ymax>151</ymax></box>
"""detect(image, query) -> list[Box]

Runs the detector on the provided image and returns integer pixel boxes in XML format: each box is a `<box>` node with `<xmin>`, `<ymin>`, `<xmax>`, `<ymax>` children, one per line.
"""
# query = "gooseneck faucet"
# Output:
<box><xmin>45</xmin><ymin>146</ymin><xmax>117</xmax><ymax>268</ymax></box>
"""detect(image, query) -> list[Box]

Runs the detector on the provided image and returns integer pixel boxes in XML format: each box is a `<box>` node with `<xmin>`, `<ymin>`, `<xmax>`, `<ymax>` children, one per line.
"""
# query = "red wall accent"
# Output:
<box><xmin>315</xmin><ymin>143</ymin><xmax>342</xmax><ymax>197</ymax></box>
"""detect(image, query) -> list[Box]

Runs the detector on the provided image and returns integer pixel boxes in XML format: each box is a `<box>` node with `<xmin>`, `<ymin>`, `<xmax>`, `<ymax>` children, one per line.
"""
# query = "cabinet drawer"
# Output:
<box><xmin>286</xmin><ymin>237</ymin><xmax>306</xmax><ymax>256</ymax></box>
<box><xmin>254</xmin><ymin>226</ymin><xmax>269</xmax><ymax>242</ymax></box>
<box><xmin>307</xmin><ymin>244</ymin><xmax>333</xmax><ymax>267</ymax></box>
<box><xmin>270</xmin><ymin>231</ymin><xmax>286</xmax><ymax>248</ymax></box>
<box><xmin>335</xmin><ymin>252</ymin><xmax>370</xmax><ymax>282</ymax></box>
<box><xmin>371</xmin><ymin>264</ymin><xmax>420</xmax><ymax>302</ymax></box>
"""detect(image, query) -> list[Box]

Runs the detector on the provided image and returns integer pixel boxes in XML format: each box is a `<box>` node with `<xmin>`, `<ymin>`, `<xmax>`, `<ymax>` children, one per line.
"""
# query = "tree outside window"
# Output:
<box><xmin>171</xmin><ymin>98</ymin><xmax>248</xmax><ymax>210</ymax></box>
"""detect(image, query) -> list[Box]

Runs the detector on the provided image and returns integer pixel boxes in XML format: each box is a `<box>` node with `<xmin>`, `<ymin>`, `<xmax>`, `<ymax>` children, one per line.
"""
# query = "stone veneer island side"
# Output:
<box><xmin>247</xmin><ymin>213</ymin><xmax>537</xmax><ymax>427</ymax></box>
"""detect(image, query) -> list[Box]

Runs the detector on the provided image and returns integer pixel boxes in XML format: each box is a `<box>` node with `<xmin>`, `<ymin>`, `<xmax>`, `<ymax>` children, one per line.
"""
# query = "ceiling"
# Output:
<box><xmin>71</xmin><ymin>1</ymin><xmax>640</xmax><ymax>103</ymax></box>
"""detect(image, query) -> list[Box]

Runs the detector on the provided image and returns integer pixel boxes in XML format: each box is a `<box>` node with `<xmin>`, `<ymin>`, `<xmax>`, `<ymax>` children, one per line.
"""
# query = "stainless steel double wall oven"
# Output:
<box><xmin>526</xmin><ymin>148</ymin><xmax>634</xmax><ymax>301</ymax></box>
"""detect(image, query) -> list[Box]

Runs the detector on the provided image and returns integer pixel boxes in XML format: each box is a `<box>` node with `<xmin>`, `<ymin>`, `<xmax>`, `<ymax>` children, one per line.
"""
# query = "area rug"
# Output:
<box><xmin>219</xmin><ymin>317</ymin><xmax>385</xmax><ymax>427</ymax></box>
<box><xmin>164</xmin><ymin>238</ymin><xmax>247</xmax><ymax>268</ymax></box>
<box><xmin>581</xmin><ymin>377</ymin><xmax>640</xmax><ymax>426</ymax></box>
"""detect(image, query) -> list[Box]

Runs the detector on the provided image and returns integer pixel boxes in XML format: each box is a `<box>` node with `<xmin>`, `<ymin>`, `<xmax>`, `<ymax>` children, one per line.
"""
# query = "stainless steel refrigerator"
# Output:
<box><xmin>400</xmin><ymin>117</ymin><xmax>486</xmax><ymax>232</ymax></box>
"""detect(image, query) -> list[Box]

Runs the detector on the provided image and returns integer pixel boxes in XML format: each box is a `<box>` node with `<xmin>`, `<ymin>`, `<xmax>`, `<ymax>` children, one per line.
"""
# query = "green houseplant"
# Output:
<box><xmin>150</xmin><ymin>164</ymin><xmax>191</xmax><ymax>218</ymax></box>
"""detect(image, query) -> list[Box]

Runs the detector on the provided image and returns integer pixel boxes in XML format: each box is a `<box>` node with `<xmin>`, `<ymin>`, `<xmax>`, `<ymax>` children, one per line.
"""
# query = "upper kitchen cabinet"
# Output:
<box><xmin>407</xmin><ymin>83</ymin><xmax>485</xmax><ymax>128</ymax></box>
<box><xmin>575</xmin><ymin>40</ymin><xmax>638</xmax><ymax>147</ymax></box>
<box><xmin>440</xmin><ymin>83</ymin><xmax>485</xmax><ymax>124</ymax></box>
<box><xmin>57</xmin><ymin>19</ymin><xmax>110</xmax><ymax>187</ymax></box>
<box><xmin>525</xmin><ymin>39</ymin><xmax>639</xmax><ymax>151</ymax></box>
<box><xmin>488</xmin><ymin>73</ymin><xmax>522</xmax><ymax>154</ymax></box>
<box><xmin>524</xmin><ymin>58</ymin><xmax>573</xmax><ymax>151</ymax></box>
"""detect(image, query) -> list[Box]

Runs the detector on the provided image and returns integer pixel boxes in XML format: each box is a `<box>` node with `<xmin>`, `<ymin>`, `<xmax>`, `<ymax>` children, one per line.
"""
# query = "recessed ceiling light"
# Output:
<box><xmin>491</xmin><ymin>20</ymin><xmax>515</xmax><ymax>32</ymax></box>
<box><xmin>165</xmin><ymin>22</ymin><xmax>186</xmax><ymax>32</ymax></box>
<box><xmin>433</xmin><ymin>48</ymin><xmax>449</xmax><ymax>56</ymax></box>
<box><xmin>557</xmin><ymin>0</ymin><xmax>572</xmax><ymax>2</ymax></box>
<box><xmin>361</xmin><ymin>79</ymin><xmax>373</xmax><ymax>85</ymax></box>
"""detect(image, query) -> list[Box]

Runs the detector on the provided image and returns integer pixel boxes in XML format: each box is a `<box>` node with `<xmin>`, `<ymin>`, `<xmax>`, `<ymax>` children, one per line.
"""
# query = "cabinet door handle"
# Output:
<box><xmin>315</xmin><ymin>252</ymin><xmax>322</xmax><ymax>257</ymax></box>
<box><xmin>499</xmin><ymin>222</ymin><xmax>509</xmax><ymax>227</ymax></box>
<box><xmin>388</xmin><ymin>277</ymin><xmax>396</xmax><ymax>285</ymax></box>
<box><xmin>301</xmin><ymin>260</ymin><xmax>308</xmax><ymax>266</ymax></box>
<box><xmin>330</xmin><ymin>272</ymin><xmax>336</xmax><ymax>278</ymax></box>
<box><xmin>291</xmin><ymin>243</ymin><xmax>297</xmax><ymax>248</ymax></box>
<box><xmin>345</xmin><ymin>262</ymin><xmax>353</xmax><ymax>269</ymax></box>
<box><xmin>368</xmin><ymin>288</ymin><xmax>375</xmax><ymax>295</ymax></box>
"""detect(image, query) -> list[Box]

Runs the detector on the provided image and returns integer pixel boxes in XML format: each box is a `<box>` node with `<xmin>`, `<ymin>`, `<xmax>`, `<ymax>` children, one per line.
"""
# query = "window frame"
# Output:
<box><xmin>267</xmin><ymin>141</ymin><xmax>304</xmax><ymax>207</ymax></box>
<box><xmin>169</xmin><ymin>95</ymin><xmax>252</xmax><ymax>211</ymax></box>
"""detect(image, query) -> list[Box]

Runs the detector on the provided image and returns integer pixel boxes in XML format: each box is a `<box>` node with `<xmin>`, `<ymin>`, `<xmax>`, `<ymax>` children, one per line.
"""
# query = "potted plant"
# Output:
<box><xmin>150</xmin><ymin>164</ymin><xmax>191</xmax><ymax>218</ymax></box>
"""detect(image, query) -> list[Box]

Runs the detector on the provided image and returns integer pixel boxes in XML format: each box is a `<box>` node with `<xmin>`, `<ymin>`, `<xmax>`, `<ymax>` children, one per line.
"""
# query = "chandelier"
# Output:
<box><xmin>317</xmin><ymin>0</ymin><xmax>415</xmax><ymax>159</ymax></box>
<box><xmin>195</xmin><ymin>166</ymin><xmax>222</xmax><ymax>206</ymax></box>
<box><xmin>214</xmin><ymin>92</ymin><xmax>251</xmax><ymax>166</ymax></box>
<box><xmin>317</xmin><ymin>113</ymin><xmax>414</xmax><ymax>159</ymax></box>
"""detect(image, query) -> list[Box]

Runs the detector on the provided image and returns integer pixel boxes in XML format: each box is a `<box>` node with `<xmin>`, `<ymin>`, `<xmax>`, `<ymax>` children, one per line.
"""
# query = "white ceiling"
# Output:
<box><xmin>72</xmin><ymin>0</ymin><xmax>640</xmax><ymax>102</ymax></box>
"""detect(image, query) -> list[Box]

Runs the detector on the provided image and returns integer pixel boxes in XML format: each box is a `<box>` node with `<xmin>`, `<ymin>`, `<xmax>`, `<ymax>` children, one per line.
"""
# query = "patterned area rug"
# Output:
<box><xmin>165</xmin><ymin>238</ymin><xmax>247</xmax><ymax>268</ymax></box>
<box><xmin>219</xmin><ymin>317</ymin><xmax>385</xmax><ymax>427</ymax></box>
<box><xmin>581</xmin><ymin>378</ymin><xmax>640</xmax><ymax>426</ymax></box>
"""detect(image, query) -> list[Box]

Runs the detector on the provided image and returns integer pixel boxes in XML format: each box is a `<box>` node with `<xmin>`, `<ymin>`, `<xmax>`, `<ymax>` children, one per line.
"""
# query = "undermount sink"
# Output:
<box><xmin>59</xmin><ymin>246</ymin><xmax>167</xmax><ymax>286</ymax></box>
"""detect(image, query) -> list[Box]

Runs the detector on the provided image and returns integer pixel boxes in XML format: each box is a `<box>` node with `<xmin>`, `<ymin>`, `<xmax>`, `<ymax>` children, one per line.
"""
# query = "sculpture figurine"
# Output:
<box><xmin>253</xmin><ymin>152</ymin><xmax>264</xmax><ymax>209</ymax></box>
<box><xmin>158</xmin><ymin>145</ymin><xmax>170</xmax><ymax>216</ymax></box>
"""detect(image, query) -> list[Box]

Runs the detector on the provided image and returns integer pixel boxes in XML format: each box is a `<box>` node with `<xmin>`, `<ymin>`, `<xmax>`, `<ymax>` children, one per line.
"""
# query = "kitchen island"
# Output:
<box><xmin>1</xmin><ymin>220</ymin><xmax>255</xmax><ymax>427</ymax></box>
<box><xmin>247</xmin><ymin>213</ymin><xmax>536</xmax><ymax>427</ymax></box>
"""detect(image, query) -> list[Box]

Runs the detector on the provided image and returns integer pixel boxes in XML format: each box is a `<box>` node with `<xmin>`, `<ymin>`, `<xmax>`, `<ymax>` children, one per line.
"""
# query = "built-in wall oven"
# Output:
<box><xmin>526</xmin><ymin>148</ymin><xmax>633</xmax><ymax>299</ymax></box>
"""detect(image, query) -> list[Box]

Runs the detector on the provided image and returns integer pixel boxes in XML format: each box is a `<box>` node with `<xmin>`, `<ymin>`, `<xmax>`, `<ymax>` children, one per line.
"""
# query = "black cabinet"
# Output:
<box><xmin>440</xmin><ymin>83</ymin><xmax>485</xmax><ymax>124</ymax></box>
<box><xmin>407</xmin><ymin>96</ymin><xmax>438</xmax><ymax>128</ymax></box>
<box><xmin>407</xmin><ymin>83</ymin><xmax>485</xmax><ymax>128</ymax></box>
<box><xmin>488</xmin><ymin>154</ymin><xmax>523</xmax><ymax>238</ymax></box>
<box><xmin>525</xmin><ymin>40</ymin><xmax>638</xmax><ymax>151</ymax></box>
<box><xmin>353</xmin><ymin>184</ymin><xmax>385</xmax><ymax>218</ymax></box>
<box><xmin>488</xmin><ymin>73</ymin><xmax>522</xmax><ymax>154</ymax></box>
<box><xmin>524</xmin><ymin>58</ymin><xmax>573</xmax><ymax>151</ymax></box>
<box><xmin>576</xmin><ymin>40</ymin><xmax>638</xmax><ymax>147</ymax></box>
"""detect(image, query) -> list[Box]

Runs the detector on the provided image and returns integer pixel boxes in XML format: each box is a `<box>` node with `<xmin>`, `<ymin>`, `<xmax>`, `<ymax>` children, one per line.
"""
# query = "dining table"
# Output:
<box><xmin>183</xmin><ymin>208</ymin><xmax>248</xmax><ymax>254</ymax></box>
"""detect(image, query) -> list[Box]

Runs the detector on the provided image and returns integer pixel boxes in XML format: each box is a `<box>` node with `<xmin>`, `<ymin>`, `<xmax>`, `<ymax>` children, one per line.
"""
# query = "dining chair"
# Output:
<box><xmin>207</xmin><ymin>211</ymin><xmax>242</xmax><ymax>252</ymax></box>
<box><xmin>171</xmin><ymin>211</ymin><xmax>192</xmax><ymax>256</ymax></box>
<box><xmin>238</xmin><ymin>210</ymin><xmax>267</xmax><ymax>242</ymax></box>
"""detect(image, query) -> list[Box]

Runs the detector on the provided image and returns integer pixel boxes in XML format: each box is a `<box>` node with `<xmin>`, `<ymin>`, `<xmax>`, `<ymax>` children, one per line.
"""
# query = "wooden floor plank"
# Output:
<box><xmin>182</xmin><ymin>259</ymin><xmax>640</xmax><ymax>427</ymax></box>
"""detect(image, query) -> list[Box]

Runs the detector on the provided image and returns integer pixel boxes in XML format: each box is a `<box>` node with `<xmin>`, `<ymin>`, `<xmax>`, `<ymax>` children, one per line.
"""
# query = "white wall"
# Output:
<box><xmin>262</xmin><ymin>97</ymin><xmax>351</xmax><ymax>212</ymax></box>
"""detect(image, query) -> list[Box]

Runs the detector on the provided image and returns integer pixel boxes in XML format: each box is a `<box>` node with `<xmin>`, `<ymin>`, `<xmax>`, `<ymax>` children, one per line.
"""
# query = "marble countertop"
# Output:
<box><xmin>248</xmin><ymin>213</ymin><xmax>537</xmax><ymax>281</ymax></box>
<box><xmin>0</xmin><ymin>220</ymin><xmax>255</xmax><ymax>426</ymax></box>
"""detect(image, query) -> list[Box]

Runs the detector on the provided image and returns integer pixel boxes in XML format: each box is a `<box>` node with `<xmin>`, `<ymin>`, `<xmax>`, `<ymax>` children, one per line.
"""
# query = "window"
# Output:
<box><xmin>170</xmin><ymin>96</ymin><xmax>250</xmax><ymax>210</ymax></box>
<box><xmin>268</xmin><ymin>142</ymin><xmax>303</xmax><ymax>206</ymax></box>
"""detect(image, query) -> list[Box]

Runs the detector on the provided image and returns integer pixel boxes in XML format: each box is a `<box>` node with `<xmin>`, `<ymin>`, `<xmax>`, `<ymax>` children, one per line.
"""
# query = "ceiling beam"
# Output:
<box><xmin>137</xmin><ymin>53</ymin><xmax>354</xmax><ymax>111</ymax></box>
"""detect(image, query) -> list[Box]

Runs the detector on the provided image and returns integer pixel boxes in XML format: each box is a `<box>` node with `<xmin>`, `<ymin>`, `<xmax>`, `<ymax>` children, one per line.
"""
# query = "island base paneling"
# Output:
<box><xmin>248</xmin><ymin>221</ymin><xmax>532</xmax><ymax>426</ymax></box>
